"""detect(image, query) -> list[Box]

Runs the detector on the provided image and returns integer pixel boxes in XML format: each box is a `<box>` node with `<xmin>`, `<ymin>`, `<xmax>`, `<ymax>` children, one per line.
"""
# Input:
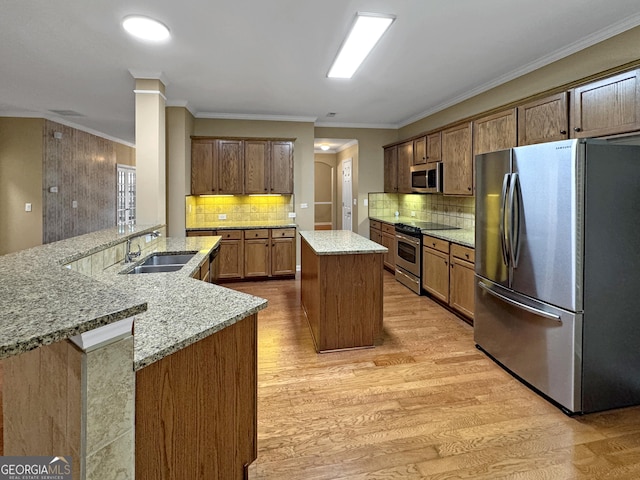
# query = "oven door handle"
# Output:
<box><xmin>395</xmin><ymin>233</ymin><xmax>420</xmax><ymax>246</ymax></box>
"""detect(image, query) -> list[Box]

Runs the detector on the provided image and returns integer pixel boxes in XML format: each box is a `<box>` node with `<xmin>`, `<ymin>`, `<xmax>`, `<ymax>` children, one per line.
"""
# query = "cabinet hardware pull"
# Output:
<box><xmin>574</xmin><ymin>127</ymin><xmax>582</xmax><ymax>132</ymax></box>
<box><xmin>560</xmin><ymin>130</ymin><xmax>567</xmax><ymax>135</ymax></box>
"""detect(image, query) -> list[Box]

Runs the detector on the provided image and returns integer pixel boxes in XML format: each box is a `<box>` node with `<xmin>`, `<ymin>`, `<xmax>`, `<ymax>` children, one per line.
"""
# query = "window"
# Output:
<box><xmin>117</xmin><ymin>165</ymin><xmax>136</xmax><ymax>226</ymax></box>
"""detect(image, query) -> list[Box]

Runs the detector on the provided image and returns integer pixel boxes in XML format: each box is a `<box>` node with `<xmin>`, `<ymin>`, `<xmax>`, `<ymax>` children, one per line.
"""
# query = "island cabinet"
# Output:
<box><xmin>300</xmin><ymin>231</ymin><xmax>386</xmax><ymax>352</ymax></box>
<box><xmin>442</xmin><ymin>121</ymin><xmax>473</xmax><ymax>196</ymax></box>
<box><xmin>136</xmin><ymin>313</ymin><xmax>257</xmax><ymax>480</ymax></box>
<box><xmin>517</xmin><ymin>92</ymin><xmax>569</xmax><ymax>145</ymax></box>
<box><xmin>570</xmin><ymin>69</ymin><xmax>640</xmax><ymax>138</ymax></box>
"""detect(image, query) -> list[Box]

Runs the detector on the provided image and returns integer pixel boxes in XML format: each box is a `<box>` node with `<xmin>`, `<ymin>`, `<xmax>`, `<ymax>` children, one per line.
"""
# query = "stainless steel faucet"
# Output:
<box><xmin>125</xmin><ymin>230</ymin><xmax>161</xmax><ymax>263</ymax></box>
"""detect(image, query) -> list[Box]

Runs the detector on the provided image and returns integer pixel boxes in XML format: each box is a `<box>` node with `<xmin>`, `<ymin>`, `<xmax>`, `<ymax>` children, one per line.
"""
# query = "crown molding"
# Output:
<box><xmin>314</xmin><ymin>121</ymin><xmax>399</xmax><ymax>129</ymax></box>
<box><xmin>128</xmin><ymin>69</ymin><xmax>170</xmax><ymax>86</ymax></box>
<box><xmin>196</xmin><ymin>112</ymin><xmax>317</xmax><ymax>123</ymax></box>
<box><xmin>165</xmin><ymin>100</ymin><xmax>196</xmax><ymax>116</ymax></box>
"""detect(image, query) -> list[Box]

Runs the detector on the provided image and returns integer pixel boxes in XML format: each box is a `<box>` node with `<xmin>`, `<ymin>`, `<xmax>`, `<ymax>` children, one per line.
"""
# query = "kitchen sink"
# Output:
<box><xmin>125</xmin><ymin>252</ymin><xmax>197</xmax><ymax>274</ymax></box>
<box><xmin>128</xmin><ymin>264</ymin><xmax>185</xmax><ymax>274</ymax></box>
<box><xmin>140</xmin><ymin>253</ymin><xmax>196</xmax><ymax>266</ymax></box>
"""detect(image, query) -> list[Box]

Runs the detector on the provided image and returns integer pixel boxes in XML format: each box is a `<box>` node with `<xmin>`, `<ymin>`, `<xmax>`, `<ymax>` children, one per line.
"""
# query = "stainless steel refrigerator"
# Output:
<box><xmin>475</xmin><ymin>138</ymin><xmax>640</xmax><ymax>414</ymax></box>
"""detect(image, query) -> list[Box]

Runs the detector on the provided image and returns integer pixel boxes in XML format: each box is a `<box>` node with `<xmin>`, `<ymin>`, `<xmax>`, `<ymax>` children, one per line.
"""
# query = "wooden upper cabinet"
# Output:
<box><xmin>191</xmin><ymin>141</ymin><xmax>215</xmax><ymax>194</ymax></box>
<box><xmin>383</xmin><ymin>146</ymin><xmax>398</xmax><ymax>193</ymax></box>
<box><xmin>413</xmin><ymin>136</ymin><xmax>427</xmax><ymax>165</ymax></box>
<box><xmin>426</xmin><ymin>131</ymin><xmax>441</xmax><ymax>163</ymax></box>
<box><xmin>397</xmin><ymin>140</ymin><xmax>413</xmax><ymax>194</ymax></box>
<box><xmin>217</xmin><ymin>140</ymin><xmax>244</xmax><ymax>194</ymax></box>
<box><xmin>570</xmin><ymin>69</ymin><xmax>640</xmax><ymax>138</ymax></box>
<box><xmin>442</xmin><ymin>122</ymin><xmax>473</xmax><ymax>196</ymax></box>
<box><xmin>473</xmin><ymin>108</ymin><xmax>517</xmax><ymax>157</ymax></box>
<box><xmin>244</xmin><ymin>140</ymin><xmax>269</xmax><ymax>194</ymax></box>
<box><xmin>270</xmin><ymin>141</ymin><xmax>294</xmax><ymax>194</ymax></box>
<box><xmin>517</xmin><ymin>92</ymin><xmax>569</xmax><ymax>146</ymax></box>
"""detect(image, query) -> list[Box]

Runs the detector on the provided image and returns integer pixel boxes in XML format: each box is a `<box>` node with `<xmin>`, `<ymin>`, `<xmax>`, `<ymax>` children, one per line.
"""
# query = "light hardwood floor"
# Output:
<box><xmin>227</xmin><ymin>271</ymin><xmax>640</xmax><ymax>480</ymax></box>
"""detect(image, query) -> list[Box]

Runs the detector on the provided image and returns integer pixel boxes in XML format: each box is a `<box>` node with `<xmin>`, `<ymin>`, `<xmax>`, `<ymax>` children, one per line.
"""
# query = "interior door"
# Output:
<box><xmin>342</xmin><ymin>159</ymin><xmax>352</xmax><ymax>231</ymax></box>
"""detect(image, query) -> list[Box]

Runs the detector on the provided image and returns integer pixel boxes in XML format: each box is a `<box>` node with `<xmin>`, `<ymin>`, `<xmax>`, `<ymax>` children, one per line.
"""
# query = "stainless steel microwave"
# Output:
<box><xmin>411</xmin><ymin>162</ymin><xmax>442</xmax><ymax>193</ymax></box>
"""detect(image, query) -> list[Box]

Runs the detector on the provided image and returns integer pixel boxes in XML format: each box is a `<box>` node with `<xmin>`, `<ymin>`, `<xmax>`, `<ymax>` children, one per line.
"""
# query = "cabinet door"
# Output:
<box><xmin>381</xmin><ymin>232</ymin><xmax>396</xmax><ymax>271</ymax></box>
<box><xmin>271</xmin><ymin>237</ymin><xmax>296</xmax><ymax>276</ymax></box>
<box><xmin>571</xmin><ymin>69</ymin><xmax>640</xmax><ymax>138</ymax></box>
<box><xmin>422</xmin><ymin>247</ymin><xmax>449</xmax><ymax>302</ymax></box>
<box><xmin>191</xmin><ymin>141</ymin><xmax>214</xmax><ymax>194</ymax></box>
<box><xmin>370</xmin><ymin>228</ymin><xmax>382</xmax><ymax>245</ymax></box>
<box><xmin>473</xmin><ymin>108</ymin><xmax>517</xmax><ymax>157</ymax></box>
<box><xmin>217</xmin><ymin>140</ymin><xmax>244</xmax><ymax>194</ymax></box>
<box><xmin>270</xmin><ymin>141</ymin><xmax>294</xmax><ymax>194</ymax></box>
<box><xmin>218</xmin><ymin>231</ymin><xmax>244</xmax><ymax>279</ymax></box>
<box><xmin>413</xmin><ymin>136</ymin><xmax>427</xmax><ymax>165</ymax></box>
<box><xmin>426</xmin><ymin>131</ymin><xmax>441</xmax><ymax>163</ymax></box>
<box><xmin>397</xmin><ymin>141</ymin><xmax>413</xmax><ymax>194</ymax></box>
<box><xmin>442</xmin><ymin>122</ymin><xmax>473</xmax><ymax>196</ymax></box>
<box><xmin>245</xmin><ymin>238</ymin><xmax>270</xmax><ymax>278</ymax></box>
<box><xmin>383</xmin><ymin>146</ymin><xmax>398</xmax><ymax>193</ymax></box>
<box><xmin>244</xmin><ymin>140</ymin><xmax>269</xmax><ymax>194</ymax></box>
<box><xmin>517</xmin><ymin>92</ymin><xmax>569</xmax><ymax>146</ymax></box>
<box><xmin>450</xmin><ymin>256</ymin><xmax>475</xmax><ymax>322</ymax></box>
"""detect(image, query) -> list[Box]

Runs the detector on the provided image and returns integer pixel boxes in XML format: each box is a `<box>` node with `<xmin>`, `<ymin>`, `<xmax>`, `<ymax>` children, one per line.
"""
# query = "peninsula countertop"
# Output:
<box><xmin>0</xmin><ymin>226</ymin><xmax>267</xmax><ymax>371</ymax></box>
<box><xmin>299</xmin><ymin>230</ymin><xmax>388</xmax><ymax>255</ymax></box>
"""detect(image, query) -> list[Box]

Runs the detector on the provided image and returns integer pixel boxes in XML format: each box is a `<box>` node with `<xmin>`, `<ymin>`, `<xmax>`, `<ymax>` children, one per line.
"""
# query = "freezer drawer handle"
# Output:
<box><xmin>478</xmin><ymin>281</ymin><xmax>561</xmax><ymax>322</ymax></box>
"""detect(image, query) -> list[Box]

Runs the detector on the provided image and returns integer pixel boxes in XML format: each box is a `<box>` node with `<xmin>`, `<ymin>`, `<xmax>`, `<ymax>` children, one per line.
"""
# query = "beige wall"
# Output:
<box><xmin>0</xmin><ymin>118</ymin><xmax>44</xmax><ymax>254</ymax></box>
<box><xmin>313</xmin><ymin>128</ymin><xmax>397</xmax><ymax>236</ymax></box>
<box><xmin>115</xmin><ymin>143</ymin><xmax>135</xmax><ymax>167</ymax></box>
<box><xmin>399</xmin><ymin>25</ymin><xmax>640</xmax><ymax>138</ymax></box>
<box><xmin>166</xmin><ymin>107</ymin><xmax>194</xmax><ymax>236</ymax></box>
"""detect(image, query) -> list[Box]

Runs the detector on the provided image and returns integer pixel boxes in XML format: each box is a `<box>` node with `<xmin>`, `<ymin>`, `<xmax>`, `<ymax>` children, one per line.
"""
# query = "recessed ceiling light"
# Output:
<box><xmin>328</xmin><ymin>12</ymin><xmax>395</xmax><ymax>79</ymax></box>
<box><xmin>122</xmin><ymin>15</ymin><xmax>170</xmax><ymax>42</ymax></box>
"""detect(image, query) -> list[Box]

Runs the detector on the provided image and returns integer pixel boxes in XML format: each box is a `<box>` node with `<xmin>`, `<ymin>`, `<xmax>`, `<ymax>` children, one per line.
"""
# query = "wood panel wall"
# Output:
<box><xmin>43</xmin><ymin>120</ymin><xmax>116</xmax><ymax>243</ymax></box>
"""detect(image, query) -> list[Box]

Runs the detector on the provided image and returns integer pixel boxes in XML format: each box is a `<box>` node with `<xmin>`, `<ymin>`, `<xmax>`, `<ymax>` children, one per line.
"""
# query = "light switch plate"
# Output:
<box><xmin>72</xmin><ymin>200</ymin><xmax>78</xmax><ymax>208</ymax></box>
<box><xmin>288</xmin><ymin>212</ymin><xmax>296</xmax><ymax>218</ymax></box>
<box><xmin>363</xmin><ymin>199</ymin><xmax>368</xmax><ymax>206</ymax></box>
<box><xmin>25</xmin><ymin>203</ymin><xmax>32</xmax><ymax>212</ymax></box>
<box><xmin>300</xmin><ymin>203</ymin><xmax>308</xmax><ymax>209</ymax></box>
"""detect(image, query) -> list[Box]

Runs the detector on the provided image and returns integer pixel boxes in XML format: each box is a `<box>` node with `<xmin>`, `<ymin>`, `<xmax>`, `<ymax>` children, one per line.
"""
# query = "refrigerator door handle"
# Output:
<box><xmin>478</xmin><ymin>281</ymin><xmax>562</xmax><ymax>322</ymax></box>
<box><xmin>509</xmin><ymin>173</ymin><xmax>522</xmax><ymax>267</ymax></box>
<box><xmin>500</xmin><ymin>173</ymin><xmax>511</xmax><ymax>266</ymax></box>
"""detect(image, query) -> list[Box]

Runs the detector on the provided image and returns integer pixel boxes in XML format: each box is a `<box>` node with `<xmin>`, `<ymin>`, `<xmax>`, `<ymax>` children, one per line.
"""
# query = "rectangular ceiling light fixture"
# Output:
<box><xmin>328</xmin><ymin>12</ymin><xmax>395</xmax><ymax>79</ymax></box>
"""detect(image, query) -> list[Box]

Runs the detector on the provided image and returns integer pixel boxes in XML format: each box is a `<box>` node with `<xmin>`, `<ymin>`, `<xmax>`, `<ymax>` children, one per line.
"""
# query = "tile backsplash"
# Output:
<box><xmin>185</xmin><ymin>195</ymin><xmax>294</xmax><ymax>227</ymax></box>
<box><xmin>368</xmin><ymin>193</ymin><xmax>475</xmax><ymax>229</ymax></box>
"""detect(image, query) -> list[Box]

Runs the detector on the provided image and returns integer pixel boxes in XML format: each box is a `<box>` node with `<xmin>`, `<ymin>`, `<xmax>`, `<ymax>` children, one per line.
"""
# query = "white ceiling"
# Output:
<box><xmin>2</xmin><ymin>1</ymin><xmax>640</xmax><ymax>145</ymax></box>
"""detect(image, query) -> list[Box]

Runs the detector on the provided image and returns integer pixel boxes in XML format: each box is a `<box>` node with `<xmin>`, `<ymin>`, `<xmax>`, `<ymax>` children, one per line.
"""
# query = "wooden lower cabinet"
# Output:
<box><xmin>422</xmin><ymin>235</ymin><xmax>475</xmax><ymax>323</ymax></box>
<box><xmin>272</xmin><ymin>234</ymin><xmax>296</xmax><ymax>276</ymax></box>
<box><xmin>136</xmin><ymin>314</ymin><xmax>257</xmax><ymax>480</ymax></box>
<box><xmin>422</xmin><ymin>236</ymin><xmax>450</xmax><ymax>303</ymax></box>
<box><xmin>218</xmin><ymin>230</ymin><xmax>245</xmax><ymax>280</ymax></box>
<box><xmin>381</xmin><ymin>222</ymin><xmax>396</xmax><ymax>271</ymax></box>
<box><xmin>244</xmin><ymin>229</ymin><xmax>270</xmax><ymax>278</ymax></box>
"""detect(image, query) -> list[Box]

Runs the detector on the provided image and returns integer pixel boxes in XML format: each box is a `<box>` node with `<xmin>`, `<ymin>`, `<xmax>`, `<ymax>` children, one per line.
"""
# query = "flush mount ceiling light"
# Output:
<box><xmin>327</xmin><ymin>12</ymin><xmax>395</xmax><ymax>79</ymax></box>
<box><xmin>320</xmin><ymin>144</ymin><xmax>330</xmax><ymax>151</ymax></box>
<box><xmin>122</xmin><ymin>15</ymin><xmax>170</xmax><ymax>42</ymax></box>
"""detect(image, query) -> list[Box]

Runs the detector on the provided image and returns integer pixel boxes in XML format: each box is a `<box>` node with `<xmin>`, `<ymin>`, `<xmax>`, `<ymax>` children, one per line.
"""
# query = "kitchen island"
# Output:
<box><xmin>299</xmin><ymin>230</ymin><xmax>387</xmax><ymax>353</ymax></box>
<box><xmin>0</xmin><ymin>225</ymin><xmax>267</xmax><ymax>480</ymax></box>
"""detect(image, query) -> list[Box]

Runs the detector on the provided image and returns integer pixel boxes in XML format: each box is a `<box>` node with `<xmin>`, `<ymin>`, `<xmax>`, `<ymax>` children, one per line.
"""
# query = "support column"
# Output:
<box><xmin>134</xmin><ymin>78</ymin><xmax>166</xmax><ymax>225</ymax></box>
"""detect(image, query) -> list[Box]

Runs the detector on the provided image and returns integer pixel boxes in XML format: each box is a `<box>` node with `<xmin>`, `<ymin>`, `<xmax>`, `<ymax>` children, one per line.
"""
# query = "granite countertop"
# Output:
<box><xmin>187</xmin><ymin>220</ymin><xmax>297</xmax><ymax>230</ymax></box>
<box><xmin>0</xmin><ymin>227</ymin><xmax>268</xmax><ymax>371</ymax></box>
<box><xmin>299</xmin><ymin>230</ymin><xmax>388</xmax><ymax>255</ymax></box>
<box><xmin>97</xmin><ymin>237</ymin><xmax>267</xmax><ymax>370</ymax></box>
<box><xmin>369</xmin><ymin>216</ymin><xmax>475</xmax><ymax>248</ymax></box>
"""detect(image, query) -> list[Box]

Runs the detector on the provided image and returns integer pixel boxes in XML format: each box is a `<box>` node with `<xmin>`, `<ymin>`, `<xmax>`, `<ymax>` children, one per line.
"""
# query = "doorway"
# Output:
<box><xmin>342</xmin><ymin>158</ymin><xmax>352</xmax><ymax>231</ymax></box>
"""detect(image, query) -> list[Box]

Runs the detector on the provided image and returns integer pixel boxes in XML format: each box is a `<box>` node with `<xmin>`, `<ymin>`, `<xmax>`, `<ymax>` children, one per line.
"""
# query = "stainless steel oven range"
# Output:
<box><xmin>394</xmin><ymin>222</ymin><xmax>460</xmax><ymax>295</ymax></box>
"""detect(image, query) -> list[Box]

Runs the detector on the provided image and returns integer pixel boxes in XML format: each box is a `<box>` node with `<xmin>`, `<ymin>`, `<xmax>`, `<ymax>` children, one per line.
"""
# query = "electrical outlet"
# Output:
<box><xmin>300</xmin><ymin>203</ymin><xmax>308</xmax><ymax>209</ymax></box>
<box><xmin>411</xmin><ymin>211</ymin><xmax>416</xmax><ymax>217</ymax></box>
<box><xmin>288</xmin><ymin>212</ymin><xmax>296</xmax><ymax>218</ymax></box>
<box><xmin>72</xmin><ymin>200</ymin><xmax>78</xmax><ymax>209</ymax></box>
<box><xmin>25</xmin><ymin>203</ymin><xmax>32</xmax><ymax>212</ymax></box>
<box><xmin>218</xmin><ymin>213</ymin><xmax>227</xmax><ymax>220</ymax></box>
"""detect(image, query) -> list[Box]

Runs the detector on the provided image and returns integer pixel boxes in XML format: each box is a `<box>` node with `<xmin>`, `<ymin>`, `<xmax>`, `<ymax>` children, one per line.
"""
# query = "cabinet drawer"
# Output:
<box><xmin>245</xmin><ymin>229</ymin><xmax>269</xmax><ymax>239</ymax></box>
<box><xmin>382</xmin><ymin>223</ymin><xmax>396</xmax><ymax>235</ymax></box>
<box><xmin>187</xmin><ymin>230</ymin><xmax>215</xmax><ymax>237</ymax></box>
<box><xmin>423</xmin><ymin>235</ymin><xmax>449</xmax><ymax>254</ymax></box>
<box><xmin>451</xmin><ymin>243</ymin><xmax>475</xmax><ymax>263</ymax></box>
<box><xmin>272</xmin><ymin>228</ymin><xmax>296</xmax><ymax>238</ymax></box>
<box><xmin>217</xmin><ymin>230</ymin><xmax>243</xmax><ymax>240</ymax></box>
<box><xmin>370</xmin><ymin>220</ymin><xmax>381</xmax><ymax>231</ymax></box>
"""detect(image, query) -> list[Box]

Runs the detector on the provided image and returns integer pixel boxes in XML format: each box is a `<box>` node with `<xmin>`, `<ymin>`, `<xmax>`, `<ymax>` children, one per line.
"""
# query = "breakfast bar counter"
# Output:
<box><xmin>299</xmin><ymin>230</ymin><xmax>387</xmax><ymax>353</ymax></box>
